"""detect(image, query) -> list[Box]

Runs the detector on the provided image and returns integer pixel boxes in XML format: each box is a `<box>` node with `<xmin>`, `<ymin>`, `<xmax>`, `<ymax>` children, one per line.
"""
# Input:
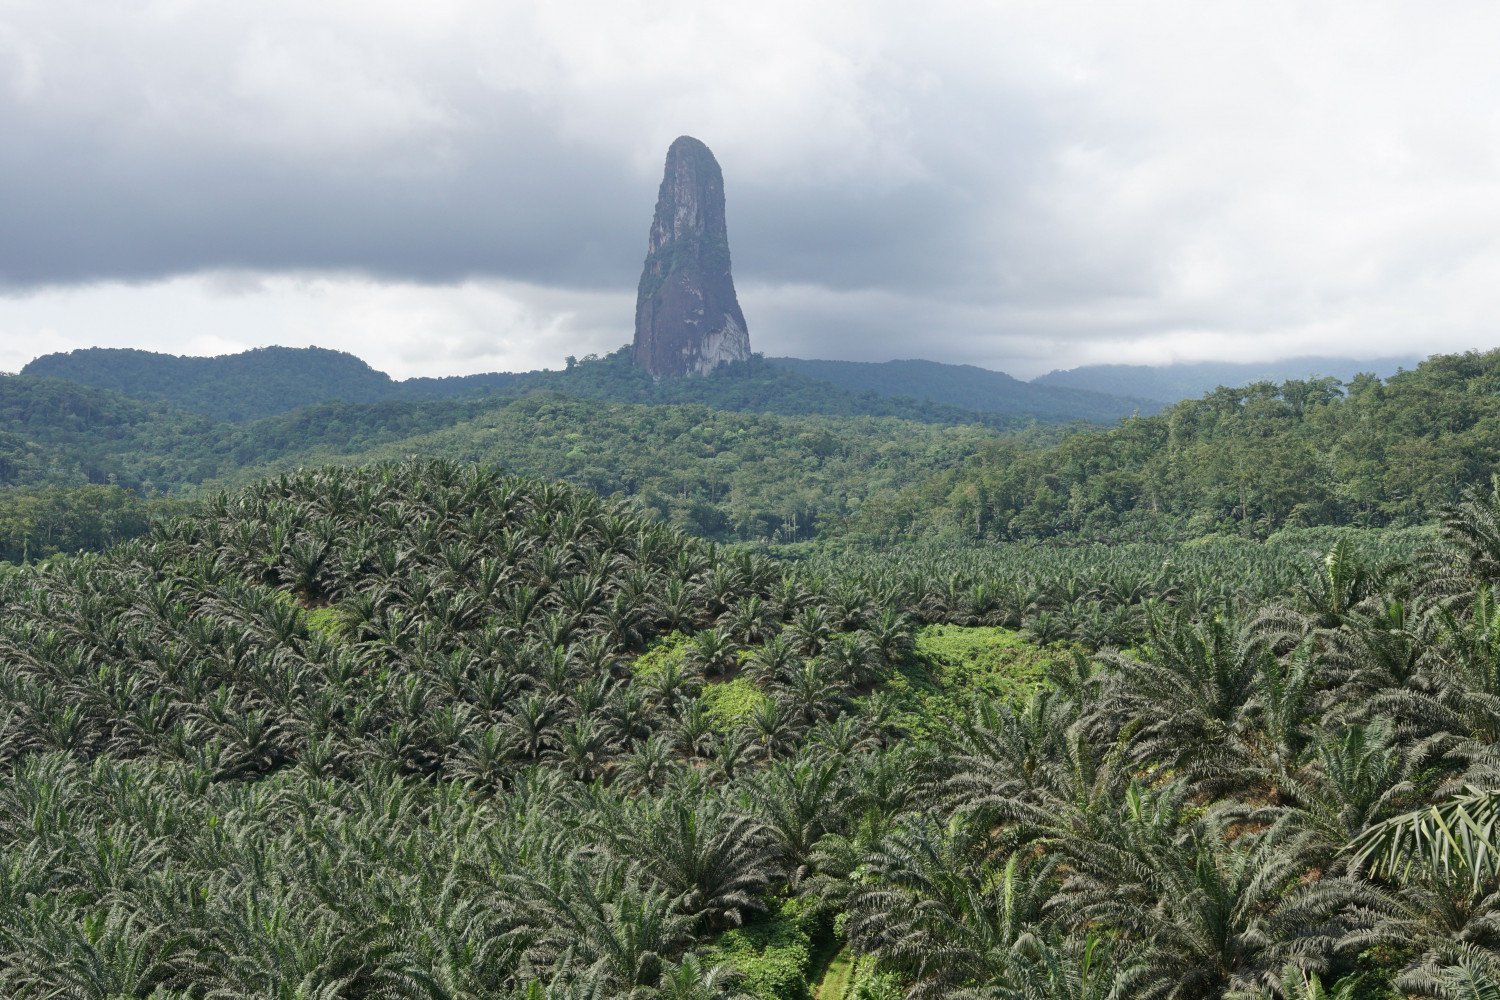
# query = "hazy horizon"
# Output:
<box><xmin>9</xmin><ymin>340</ymin><xmax>1427</xmax><ymax>387</ymax></box>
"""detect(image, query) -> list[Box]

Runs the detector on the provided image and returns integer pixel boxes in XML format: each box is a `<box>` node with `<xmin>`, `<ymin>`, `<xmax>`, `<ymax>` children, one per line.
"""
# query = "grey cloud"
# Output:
<box><xmin>3</xmin><ymin>1</ymin><xmax>1500</xmax><ymax>375</ymax></box>
<box><xmin>1</xmin><ymin>101</ymin><xmax>646</xmax><ymax>288</ymax></box>
<box><xmin>0</xmin><ymin>90</ymin><xmax>1036</xmax><ymax>302</ymax></box>
<box><xmin>0</xmin><ymin>2</ymin><xmax>1069</xmax><ymax>303</ymax></box>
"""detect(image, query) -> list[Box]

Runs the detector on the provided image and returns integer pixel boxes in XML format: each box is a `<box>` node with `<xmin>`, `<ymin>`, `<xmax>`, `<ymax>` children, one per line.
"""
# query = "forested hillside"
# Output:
<box><xmin>6</xmin><ymin>346</ymin><xmax>1500</xmax><ymax>559</ymax></box>
<box><xmin>0</xmin><ymin>373</ymin><xmax>517</xmax><ymax>560</ymax></box>
<box><xmin>2</xmin><ymin>458</ymin><xmax>1499</xmax><ymax>996</ymax></box>
<box><xmin>866</xmin><ymin>349</ymin><xmax>1500</xmax><ymax>542</ymax></box>
<box><xmin>22</xmin><ymin>347</ymin><xmax>1043</xmax><ymax>429</ymax></box>
<box><xmin>0</xmin><ymin>375</ymin><xmax>226</xmax><ymax>490</ymax></box>
<box><xmin>343</xmin><ymin>395</ymin><xmax>997</xmax><ymax>543</ymax></box>
<box><xmin>12</xmin><ymin>348</ymin><xmax>1500</xmax><ymax>559</ymax></box>
<box><xmin>0</xmin><ymin>368</ymin><xmax>1006</xmax><ymax>559</ymax></box>
<box><xmin>21</xmin><ymin>346</ymin><xmax>421</xmax><ymax>421</ymax></box>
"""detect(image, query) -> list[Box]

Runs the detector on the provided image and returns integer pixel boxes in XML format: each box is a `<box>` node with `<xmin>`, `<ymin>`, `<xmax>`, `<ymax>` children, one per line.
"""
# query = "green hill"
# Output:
<box><xmin>11</xmin><ymin>346</ymin><xmax>1500</xmax><ymax>557</ymax></box>
<box><xmin>769</xmin><ymin>356</ymin><xmax>1158</xmax><ymax>422</ymax></box>
<box><xmin>0</xmin><ymin>373</ymin><xmax>228</xmax><ymax>491</ymax></box>
<box><xmin>0</xmin><ymin>368</ymin><xmax>1008</xmax><ymax>555</ymax></box>
<box><xmin>20</xmin><ymin>345</ymin><xmax>405</xmax><ymax>421</ymax></box>
<box><xmin>334</xmin><ymin>393</ymin><xmax>999</xmax><ymax>543</ymax></box>
<box><xmin>865</xmin><ymin>349</ymin><xmax>1500</xmax><ymax>541</ymax></box>
<box><xmin>23</xmin><ymin>345</ymin><xmax>1147</xmax><ymax>429</ymax></box>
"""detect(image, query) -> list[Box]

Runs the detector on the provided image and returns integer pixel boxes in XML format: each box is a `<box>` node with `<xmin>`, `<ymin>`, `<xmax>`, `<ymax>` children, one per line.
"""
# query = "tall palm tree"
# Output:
<box><xmin>748</xmin><ymin>758</ymin><xmax>849</xmax><ymax>885</ymax></box>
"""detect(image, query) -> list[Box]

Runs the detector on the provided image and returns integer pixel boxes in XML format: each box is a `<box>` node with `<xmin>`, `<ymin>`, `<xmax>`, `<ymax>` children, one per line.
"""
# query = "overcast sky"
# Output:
<box><xmin>2</xmin><ymin>2</ymin><xmax>1498</xmax><ymax>379</ymax></box>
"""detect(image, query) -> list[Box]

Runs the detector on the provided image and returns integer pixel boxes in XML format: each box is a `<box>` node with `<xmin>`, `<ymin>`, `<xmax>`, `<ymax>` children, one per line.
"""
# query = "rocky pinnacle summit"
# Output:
<box><xmin>632</xmin><ymin>136</ymin><xmax>751</xmax><ymax>377</ymax></box>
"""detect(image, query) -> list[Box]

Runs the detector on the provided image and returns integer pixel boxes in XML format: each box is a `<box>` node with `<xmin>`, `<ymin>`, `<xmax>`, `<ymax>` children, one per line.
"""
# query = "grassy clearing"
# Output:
<box><xmin>881</xmin><ymin>624</ymin><xmax>1061</xmax><ymax>737</ymax></box>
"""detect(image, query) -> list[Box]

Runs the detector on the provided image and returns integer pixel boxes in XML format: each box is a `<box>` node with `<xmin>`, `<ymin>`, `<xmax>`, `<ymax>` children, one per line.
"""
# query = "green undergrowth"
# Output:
<box><xmin>701</xmin><ymin>675</ymin><xmax>769</xmax><ymax>730</ymax></box>
<box><xmin>815</xmin><ymin>949</ymin><xmax>900</xmax><ymax>1000</ymax></box>
<box><xmin>849</xmin><ymin>966</ymin><xmax>902</xmax><ymax>999</ymax></box>
<box><xmin>707</xmin><ymin>898</ymin><xmax>818</xmax><ymax>999</ymax></box>
<box><xmin>631</xmin><ymin>630</ymin><xmax>692</xmax><ymax>679</ymax></box>
<box><xmin>304</xmin><ymin>605</ymin><xmax>345</xmax><ymax>640</ymax></box>
<box><xmin>819</xmin><ymin>917</ymin><xmax>900</xmax><ymax>999</ymax></box>
<box><xmin>638</xmin><ymin>624</ymin><xmax>1060</xmax><ymax>743</ymax></box>
<box><xmin>883</xmin><ymin>624</ymin><xmax>1062</xmax><ymax>737</ymax></box>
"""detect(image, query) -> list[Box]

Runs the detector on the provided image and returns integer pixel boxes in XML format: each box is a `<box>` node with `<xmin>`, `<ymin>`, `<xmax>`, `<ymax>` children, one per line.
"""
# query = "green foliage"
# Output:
<box><xmin>2</xmin><ymin>353</ymin><xmax>1012</xmax><ymax>551</ymax></box>
<box><xmin>702</xmin><ymin>677</ymin><xmax>769</xmax><ymax>731</ymax></box>
<box><xmin>814</xmin><ymin>947</ymin><xmax>861</xmax><ymax>1000</ymax></box>
<box><xmin>848</xmin><ymin>968</ymin><xmax>903</xmax><ymax>1000</ymax></box>
<box><xmin>0</xmin><ymin>373</ymin><xmax>225</xmax><ymax>492</ymax></box>
<box><xmin>880</xmin><ymin>625</ymin><xmax>1058</xmax><ymax>737</ymax></box>
<box><xmin>1351</xmin><ymin>788</ymin><xmax>1500</xmax><ymax>890</ymax></box>
<box><xmin>6</xmin><ymin>447</ymin><xmax>1500</xmax><ymax>994</ymax></box>
<box><xmin>914</xmin><ymin>624</ymin><xmax>1054</xmax><ymax>698</ymax></box>
<box><xmin>303</xmin><ymin>605</ymin><xmax>345</xmax><ymax>641</ymax></box>
<box><xmin>859</xmin><ymin>349</ymin><xmax>1500</xmax><ymax>541</ymax></box>
<box><xmin>634</xmin><ymin>631</ymin><xmax>694</xmax><ymax>679</ymax></box>
<box><xmin>16</xmin><ymin>347</ymin><xmax>1500</xmax><ymax>560</ymax></box>
<box><xmin>22</xmin><ymin>345</ymin><xmax>410</xmax><ymax>421</ymax></box>
<box><xmin>814</xmin><ymin>948</ymin><xmax>902</xmax><ymax>1000</ymax></box>
<box><xmin>0</xmin><ymin>371</ymin><xmax>499</xmax><ymax>500</ymax></box>
<box><xmin>0</xmin><ymin>484</ymin><xmax>184</xmax><ymax>562</ymax></box>
<box><xmin>705</xmin><ymin>900</ymin><xmax>814</xmax><ymax>1000</ymax></box>
<box><xmin>350</xmin><ymin>392</ymin><xmax>997</xmax><ymax>543</ymax></box>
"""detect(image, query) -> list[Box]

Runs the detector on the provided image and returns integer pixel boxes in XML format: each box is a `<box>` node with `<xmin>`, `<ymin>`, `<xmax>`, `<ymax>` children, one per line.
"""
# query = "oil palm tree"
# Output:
<box><xmin>845</xmin><ymin>815</ymin><xmax>1057</xmax><ymax>999</ymax></box>
<box><xmin>1350</xmin><ymin>786</ymin><xmax>1500</xmax><ymax>891</ymax></box>
<box><xmin>624</xmin><ymin>801</ymin><xmax>781</xmax><ymax>929</ymax></box>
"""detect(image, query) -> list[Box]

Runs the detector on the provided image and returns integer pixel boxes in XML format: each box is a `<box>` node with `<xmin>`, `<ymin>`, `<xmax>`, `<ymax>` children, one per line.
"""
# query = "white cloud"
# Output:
<box><xmin>0</xmin><ymin>274</ymin><xmax>629</xmax><ymax>378</ymax></box>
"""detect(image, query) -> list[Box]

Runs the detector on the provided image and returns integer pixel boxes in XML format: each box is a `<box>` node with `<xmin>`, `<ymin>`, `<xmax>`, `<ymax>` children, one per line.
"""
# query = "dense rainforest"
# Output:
<box><xmin>859</xmin><ymin>350</ymin><xmax>1500</xmax><ymax>542</ymax></box>
<box><xmin>2</xmin><ymin>458</ymin><xmax>1500</xmax><ymax>998</ymax></box>
<box><xmin>0</xmin><ymin>371</ymin><xmax>1000</xmax><ymax>559</ymax></box>
<box><xmin>10</xmin><ymin>348</ymin><xmax>1500</xmax><ymax>560</ymax></box>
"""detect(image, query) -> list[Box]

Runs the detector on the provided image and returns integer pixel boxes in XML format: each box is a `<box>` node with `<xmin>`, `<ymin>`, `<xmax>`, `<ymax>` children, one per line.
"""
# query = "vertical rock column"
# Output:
<box><xmin>632</xmin><ymin>136</ymin><xmax>751</xmax><ymax>377</ymax></box>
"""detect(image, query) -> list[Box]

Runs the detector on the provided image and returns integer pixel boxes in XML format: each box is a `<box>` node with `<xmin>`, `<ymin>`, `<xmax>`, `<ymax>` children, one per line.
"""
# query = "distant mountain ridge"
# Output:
<box><xmin>25</xmin><ymin>345</ymin><xmax>1416</xmax><ymax>431</ymax></box>
<box><xmin>1033</xmin><ymin>355</ymin><xmax>1420</xmax><ymax>404</ymax></box>
<box><xmin>23</xmin><ymin>347</ymin><xmax>1014</xmax><ymax>427</ymax></box>
<box><xmin>769</xmin><ymin>357</ymin><xmax>1160</xmax><ymax>423</ymax></box>
<box><xmin>23</xmin><ymin>346</ymin><xmax>1152</xmax><ymax>429</ymax></box>
<box><xmin>21</xmin><ymin>347</ymin><xmax>523</xmax><ymax>422</ymax></box>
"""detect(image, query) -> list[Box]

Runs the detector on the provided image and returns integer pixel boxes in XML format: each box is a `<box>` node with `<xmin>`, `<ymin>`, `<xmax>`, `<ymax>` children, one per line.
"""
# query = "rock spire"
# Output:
<box><xmin>632</xmin><ymin>136</ymin><xmax>750</xmax><ymax>377</ymax></box>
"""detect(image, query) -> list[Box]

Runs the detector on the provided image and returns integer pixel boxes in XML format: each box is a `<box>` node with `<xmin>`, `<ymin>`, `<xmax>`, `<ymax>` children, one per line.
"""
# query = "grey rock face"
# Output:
<box><xmin>632</xmin><ymin>136</ymin><xmax>751</xmax><ymax>377</ymax></box>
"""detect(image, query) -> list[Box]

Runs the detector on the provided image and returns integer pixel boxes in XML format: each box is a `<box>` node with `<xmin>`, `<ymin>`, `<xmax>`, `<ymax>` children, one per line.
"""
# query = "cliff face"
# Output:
<box><xmin>632</xmin><ymin>136</ymin><xmax>751</xmax><ymax>377</ymax></box>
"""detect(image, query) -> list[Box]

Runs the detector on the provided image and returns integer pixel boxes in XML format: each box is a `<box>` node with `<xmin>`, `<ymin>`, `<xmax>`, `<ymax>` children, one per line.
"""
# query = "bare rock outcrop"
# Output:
<box><xmin>632</xmin><ymin>136</ymin><xmax>750</xmax><ymax>377</ymax></box>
